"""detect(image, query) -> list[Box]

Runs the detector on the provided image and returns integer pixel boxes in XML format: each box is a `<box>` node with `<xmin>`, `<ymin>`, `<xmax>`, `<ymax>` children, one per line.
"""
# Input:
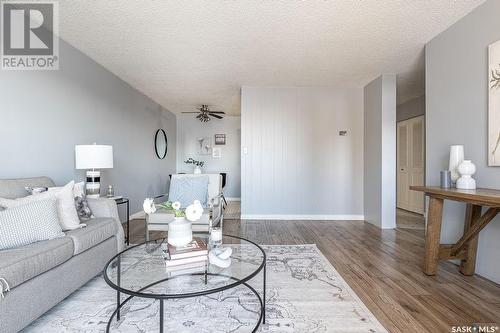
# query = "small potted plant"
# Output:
<box><xmin>184</xmin><ymin>157</ymin><xmax>205</xmax><ymax>174</ymax></box>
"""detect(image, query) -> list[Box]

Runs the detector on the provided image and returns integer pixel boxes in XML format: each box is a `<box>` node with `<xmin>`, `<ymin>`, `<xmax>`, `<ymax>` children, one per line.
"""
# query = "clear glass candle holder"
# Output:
<box><xmin>210</xmin><ymin>227</ymin><xmax>223</xmax><ymax>247</ymax></box>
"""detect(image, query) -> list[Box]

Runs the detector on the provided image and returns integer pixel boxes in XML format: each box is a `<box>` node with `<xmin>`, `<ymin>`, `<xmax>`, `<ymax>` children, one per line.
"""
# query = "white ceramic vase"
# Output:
<box><xmin>449</xmin><ymin>145</ymin><xmax>464</xmax><ymax>183</ymax></box>
<box><xmin>193</xmin><ymin>166</ymin><xmax>202</xmax><ymax>174</ymax></box>
<box><xmin>167</xmin><ymin>217</ymin><xmax>193</xmax><ymax>247</ymax></box>
<box><xmin>456</xmin><ymin>160</ymin><xmax>477</xmax><ymax>190</ymax></box>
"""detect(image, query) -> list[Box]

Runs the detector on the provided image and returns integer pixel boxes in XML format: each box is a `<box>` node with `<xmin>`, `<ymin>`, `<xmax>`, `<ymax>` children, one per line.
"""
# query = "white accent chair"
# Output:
<box><xmin>145</xmin><ymin>174</ymin><xmax>225</xmax><ymax>241</ymax></box>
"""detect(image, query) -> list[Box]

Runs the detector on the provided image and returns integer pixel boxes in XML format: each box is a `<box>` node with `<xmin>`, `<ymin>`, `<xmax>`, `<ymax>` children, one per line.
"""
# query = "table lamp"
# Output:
<box><xmin>75</xmin><ymin>144</ymin><xmax>114</xmax><ymax>198</ymax></box>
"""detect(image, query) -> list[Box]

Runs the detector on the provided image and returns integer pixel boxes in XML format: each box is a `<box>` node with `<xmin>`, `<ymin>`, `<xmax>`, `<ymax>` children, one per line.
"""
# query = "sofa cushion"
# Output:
<box><xmin>65</xmin><ymin>218</ymin><xmax>117</xmax><ymax>255</ymax></box>
<box><xmin>0</xmin><ymin>237</ymin><xmax>73</xmax><ymax>289</ymax></box>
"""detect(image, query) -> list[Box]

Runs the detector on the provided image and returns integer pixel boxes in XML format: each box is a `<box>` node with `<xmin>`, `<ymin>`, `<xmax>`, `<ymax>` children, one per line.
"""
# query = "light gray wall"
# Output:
<box><xmin>426</xmin><ymin>0</ymin><xmax>500</xmax><ymax>284</ymax></box>
<box><xmin>0</xmin><ymin>38</ymin><xmax>177</xmax><ymax>214</ymax></box>
<box><xmin>397</xmin><ymin>95</ymin><xmax>425</xmax><ymax>122</ymax></box>
<box><xmin>363</xmin><ymin>75</ymin><xmax>397</xmax><ymax>229</ymax></box>
<box><xmin>241</xmin><ymin>86</ymin><xmax>364</xmax><ymax>219</ymax></box>
<box><xmin>176</xmin><ymin>115</ymin><xmax>241</xmax><ymax>198</ymax></box>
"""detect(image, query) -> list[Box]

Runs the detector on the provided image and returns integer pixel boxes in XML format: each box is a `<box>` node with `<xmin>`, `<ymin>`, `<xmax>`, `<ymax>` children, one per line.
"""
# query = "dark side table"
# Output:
<box><xmin>113</xmin><ymin>197</ymin><xmax>130</xmax><ymax>245</ymax></box>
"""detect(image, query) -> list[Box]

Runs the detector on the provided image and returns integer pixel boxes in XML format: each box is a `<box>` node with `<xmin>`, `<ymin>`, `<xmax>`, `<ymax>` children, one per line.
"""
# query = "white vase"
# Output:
<box><xmin>167</xmin><ymin>217</ymin><xmax>193</xmax><ymax>247</ymax></box>
<box><xmin>449</xmin><ymin>145</ymin><xmax>464</xmax><ymax>183</ymax></box>
<box><xmin>456</xmin><ymin>160</ymin><xmax>477</xmax><ymax>190</ymax></box>
<box><xmin>193</xmin><ymin>166</ymin><xmax>202</xmax><ymax>174</ymax></box>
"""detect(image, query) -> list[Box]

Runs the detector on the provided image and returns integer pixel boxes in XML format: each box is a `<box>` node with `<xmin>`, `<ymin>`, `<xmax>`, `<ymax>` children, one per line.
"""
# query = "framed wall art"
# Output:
<box><xmin>214</xmin><ymin>134</ymin><xmax>226</xmax><ymax>145</ymax></box>
<box><xmin>488</xmin><ymin>39</ymin><xmax>500</xmax><ymax>166</ymax></box>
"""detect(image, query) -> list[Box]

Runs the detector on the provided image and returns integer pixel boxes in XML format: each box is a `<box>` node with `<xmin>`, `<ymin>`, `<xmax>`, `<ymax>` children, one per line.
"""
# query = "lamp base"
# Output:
<box><xmin>86</xmin><ymin>170</ymin><xmax>101</xmax><ymax>198</ymax></box>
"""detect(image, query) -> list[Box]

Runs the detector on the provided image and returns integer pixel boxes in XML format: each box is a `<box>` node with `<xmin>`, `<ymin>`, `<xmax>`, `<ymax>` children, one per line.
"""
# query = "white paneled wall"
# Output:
<box><xmin>241</xmin><ymin>86</ymin><xmax>364</xmax><ymax>219</ymax></box>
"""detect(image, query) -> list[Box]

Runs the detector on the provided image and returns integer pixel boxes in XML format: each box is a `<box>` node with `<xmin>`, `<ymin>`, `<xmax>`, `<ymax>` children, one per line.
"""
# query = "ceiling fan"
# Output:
<box><xmin>182</xmin><ymin>105</ymin><xmax>225</xmax><ymax>122</ymax></box>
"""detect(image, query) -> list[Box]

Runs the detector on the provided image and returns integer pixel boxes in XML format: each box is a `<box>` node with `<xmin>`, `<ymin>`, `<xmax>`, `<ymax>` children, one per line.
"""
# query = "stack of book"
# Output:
<box><xmin>163</xmin><ymin>237</ymin><xmax>208</xmax><ymax>275</ymax></box>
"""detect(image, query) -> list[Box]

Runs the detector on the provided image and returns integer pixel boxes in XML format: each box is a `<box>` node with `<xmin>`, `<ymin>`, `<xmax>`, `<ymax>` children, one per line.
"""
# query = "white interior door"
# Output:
<box><xmin>397</xmin><ymin>122</ymin><xmax>410</xmax><ymax>210</ymax></box>
<box><xmin>397</xmin><ymin>116</ymin><xmax>425</xmax><ymax>214</ymax></box>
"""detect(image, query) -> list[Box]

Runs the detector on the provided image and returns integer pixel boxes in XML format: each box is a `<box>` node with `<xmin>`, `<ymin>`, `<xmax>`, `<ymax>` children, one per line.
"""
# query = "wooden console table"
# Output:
<box><xmin>410</xmin><ymin>186</ymin><xmax>500</xmax><ymax>276</ymax></box>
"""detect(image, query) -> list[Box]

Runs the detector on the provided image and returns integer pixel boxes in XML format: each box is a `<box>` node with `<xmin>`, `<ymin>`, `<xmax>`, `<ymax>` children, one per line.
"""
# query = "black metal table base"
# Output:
<box><xmin>107</xmin><ymin>271</ymin><xmax>266</xmax><ymax>333</ymax></box>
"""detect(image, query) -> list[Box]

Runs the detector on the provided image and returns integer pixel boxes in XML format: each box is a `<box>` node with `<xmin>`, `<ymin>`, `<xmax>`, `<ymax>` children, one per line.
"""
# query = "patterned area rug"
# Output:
<box><xmin>23</xmin><ymin>245</ymin><xmax>386</xmax><ymax>333</ymax></box>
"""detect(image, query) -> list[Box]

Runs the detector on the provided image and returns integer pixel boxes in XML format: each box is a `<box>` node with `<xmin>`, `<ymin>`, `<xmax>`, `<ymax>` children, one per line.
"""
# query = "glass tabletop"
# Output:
<box><xmin>103</xmin><ymin>234</ymin><xmax>266</xmax><ymax>299</ymax></box>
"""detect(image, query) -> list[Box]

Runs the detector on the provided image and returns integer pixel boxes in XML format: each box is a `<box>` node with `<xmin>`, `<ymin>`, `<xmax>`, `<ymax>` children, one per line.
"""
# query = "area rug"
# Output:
<box><xmin>23</xmin><ymin>245</ymin><xmax>387</xmax><ymax>333</ymax></box>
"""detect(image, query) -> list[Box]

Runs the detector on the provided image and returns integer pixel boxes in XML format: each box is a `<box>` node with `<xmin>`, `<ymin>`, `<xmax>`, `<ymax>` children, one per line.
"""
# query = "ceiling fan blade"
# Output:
<box><xmin>211</xmin><ymin>114</ymin><xmax>223</xmax><ymax>119</ymax></box>
<box><xmin>208</xmin><ymin>111</ymin><xmax>225</xmax><ymax>114</ymax></box>
<box><xmin>182</xmin><ymin>112</ymin><xmax>201</xmax><ymax>113</ymax></box>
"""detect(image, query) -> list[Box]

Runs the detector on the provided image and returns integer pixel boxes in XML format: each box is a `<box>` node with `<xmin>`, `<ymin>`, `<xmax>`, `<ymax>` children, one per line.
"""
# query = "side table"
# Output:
<box><xmin>113</xmin><ymin>197</ymin><xmax>130</xmax><ymax>245</ymax></box>
<box><xmin>410</xmin><ymin>186</ymin><xmax>500</xmax><ymax>276</ymax></box>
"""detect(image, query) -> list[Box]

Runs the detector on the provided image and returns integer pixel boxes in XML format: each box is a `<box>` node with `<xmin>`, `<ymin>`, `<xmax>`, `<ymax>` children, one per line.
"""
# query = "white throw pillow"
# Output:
<box><xmin>0</xmin><ymin>181</ymin><xmax>83</xmax><ymax>231</ymax></box>
<box><xmin>73</xmin><ymin>181</ymin><xmax>85</xmax><ymax>197</ymax></box>
<box><xmin>0</xmin><ymin>199</ymin><xmax>65</xmax><ymax>250</ymax></box>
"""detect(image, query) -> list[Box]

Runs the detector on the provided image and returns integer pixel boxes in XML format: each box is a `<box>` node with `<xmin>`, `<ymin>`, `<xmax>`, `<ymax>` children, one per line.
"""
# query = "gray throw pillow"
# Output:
<box><xmin>0</xmin><ymin>199</ymin><xmax>65</xmax><ymax>250</ymax></box>
<box><xmin>74</xmin><ymin>196</ymin><xmax>94</xmax><ymax>220</ymax></box>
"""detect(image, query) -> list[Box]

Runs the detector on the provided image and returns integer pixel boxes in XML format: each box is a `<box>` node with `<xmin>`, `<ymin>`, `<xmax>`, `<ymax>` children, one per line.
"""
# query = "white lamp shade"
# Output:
<box><xmin>75</xmin><ymin>145</ymin><xmax>114</xmax><ymax>169</ymax></box>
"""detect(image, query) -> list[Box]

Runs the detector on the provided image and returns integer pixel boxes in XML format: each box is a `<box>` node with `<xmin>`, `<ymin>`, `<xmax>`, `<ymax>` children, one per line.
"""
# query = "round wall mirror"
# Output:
<box><xmin>154</xmin><ymin>129</ymin><xmax>168</xmax><ymax>159</ymax></box>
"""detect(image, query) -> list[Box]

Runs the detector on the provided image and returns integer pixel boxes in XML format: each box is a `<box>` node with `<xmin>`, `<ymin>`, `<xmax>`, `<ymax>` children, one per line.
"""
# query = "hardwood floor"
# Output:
<box><xmin>126</xmin><ymin>218</ymin><xmax>500</xmax><ymax>333</ymax></box>
<box><xmin>396</xmin><ymin>208</ymin><xmax>425</xmax><ymax>230</ymax></box>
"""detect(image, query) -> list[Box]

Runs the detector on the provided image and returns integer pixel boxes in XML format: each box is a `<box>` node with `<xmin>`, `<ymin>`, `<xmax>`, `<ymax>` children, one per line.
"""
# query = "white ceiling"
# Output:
<box><xmin>57</xmin><ymin>0</ymin><xmax>484</xmax><ymax>115</ymax></box>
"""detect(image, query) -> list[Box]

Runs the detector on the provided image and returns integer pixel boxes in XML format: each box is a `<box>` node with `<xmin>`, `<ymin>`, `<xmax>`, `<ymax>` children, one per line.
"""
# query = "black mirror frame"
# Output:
<box><xmin>154</xmin><ymin>129</ymin><xmax>168</xmax><ymax>159</ymax></box>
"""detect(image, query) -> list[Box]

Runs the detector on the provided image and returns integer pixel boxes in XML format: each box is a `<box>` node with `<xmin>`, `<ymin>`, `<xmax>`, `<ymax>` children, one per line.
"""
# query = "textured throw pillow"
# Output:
<box><xmin>168</xmin><ymin>176</ymin><xmax>209</xmax><ymax>208</ymax></box>
<box><xmin>0</xmin><ymin>181</ymin><xmax>83</xmax><ymax>231</ymax></box>
<box><xmin>74</xmin><ymin>196</ymin><xmax>94</xmax><ymax>220</ymax></box>
<box><xmin>0</xmin><ymin>199</ymin><xmax>65</xmax><ymax>250</ymax></box>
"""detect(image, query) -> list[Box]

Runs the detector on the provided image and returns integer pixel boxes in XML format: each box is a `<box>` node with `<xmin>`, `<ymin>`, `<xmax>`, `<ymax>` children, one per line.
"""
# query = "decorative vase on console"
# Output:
<box><xmin>449</xmin><ymin>145</ymin><xmax>464</xmax><ymax>184</ymax></box>
<box><xmin>193</xmin><ymin>166</ymin><xmax>202</xmax><ymax>174</ymax></box>
<box><xmin>456</xmin><ymin>160</ymin><xmax>477</xmax><ymax>190</ymax></box>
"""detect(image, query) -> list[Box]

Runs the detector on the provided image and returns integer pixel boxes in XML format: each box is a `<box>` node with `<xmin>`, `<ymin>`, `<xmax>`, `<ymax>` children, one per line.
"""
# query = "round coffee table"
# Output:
<box><xmin>103</xmin><ymin>234</ymin><xmax>266</xmax><ymax>332</ymax></box>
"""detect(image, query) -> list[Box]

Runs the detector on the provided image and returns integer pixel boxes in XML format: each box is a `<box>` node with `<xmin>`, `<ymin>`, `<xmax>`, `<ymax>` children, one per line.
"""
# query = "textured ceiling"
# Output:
<box><xmin>56</xmin><ymin>0</ymin><xmax>484</xmax><ymax>114</ymax></box>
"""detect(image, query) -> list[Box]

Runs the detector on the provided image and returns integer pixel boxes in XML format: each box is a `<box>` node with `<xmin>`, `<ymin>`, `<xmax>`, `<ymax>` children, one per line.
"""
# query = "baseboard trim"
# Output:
<box><xmin>240</xmin><ymin>214</ymin><xmax>365</xmax><ymax>221</ymax></box>
<box><xmin>226</xmin><ymin>197</ymin><xmax>241</xmax><ymax>201</ymax></box>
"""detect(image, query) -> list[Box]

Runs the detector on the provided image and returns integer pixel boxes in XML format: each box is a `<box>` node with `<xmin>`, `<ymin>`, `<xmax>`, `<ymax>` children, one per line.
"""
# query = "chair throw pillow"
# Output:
<box><xmin>0</xmin><ymin>181</ymin><xmax>83</xmax><ymax>231</ymax></box>
<box><xmin>168</xmin><ymin>176</ymin><xmax>209</xmax><ymax>208</ymax></box>
<box><xmin>0</xmin><ymin>199</ymin><xmax>65</xmax><ymax>250</ymax></box>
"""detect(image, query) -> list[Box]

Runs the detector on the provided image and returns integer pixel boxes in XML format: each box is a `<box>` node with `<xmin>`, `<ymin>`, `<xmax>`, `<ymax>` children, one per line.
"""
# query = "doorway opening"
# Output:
<box><xmin>396</xmin><ymin>115</ymin><xmax>425</xmax><ymax>230</ymax></box>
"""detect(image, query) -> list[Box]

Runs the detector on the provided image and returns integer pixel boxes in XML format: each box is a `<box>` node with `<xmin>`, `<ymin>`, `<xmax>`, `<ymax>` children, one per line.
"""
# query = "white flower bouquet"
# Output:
<box><xmin>156</xmin><ymin>200</ymin><xmax>204</xmax><ymax>222</ymax></box>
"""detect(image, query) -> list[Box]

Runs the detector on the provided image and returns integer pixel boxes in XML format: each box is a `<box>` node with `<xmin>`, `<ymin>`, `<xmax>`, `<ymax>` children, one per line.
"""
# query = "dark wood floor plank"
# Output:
<box><xmin>125</xmin><ymin>218</ymin><xmax>500</xmax><ymax>332</ymax></box>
